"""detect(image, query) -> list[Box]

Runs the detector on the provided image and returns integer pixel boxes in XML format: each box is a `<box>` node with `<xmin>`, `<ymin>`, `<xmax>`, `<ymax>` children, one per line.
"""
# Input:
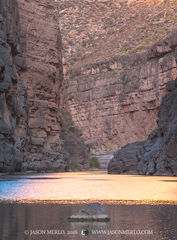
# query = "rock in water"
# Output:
<box><xmin>68</xmin><ymin>203</ymin><xmax>110</xmax><ymax>222</ymax></box>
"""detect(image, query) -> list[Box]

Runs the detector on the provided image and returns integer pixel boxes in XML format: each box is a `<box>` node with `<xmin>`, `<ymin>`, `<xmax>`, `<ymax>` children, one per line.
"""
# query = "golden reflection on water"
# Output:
<box><xmin>0</xmin><ymin>171</ymin><xmax>177</xmax><ymax>203</ymax></box>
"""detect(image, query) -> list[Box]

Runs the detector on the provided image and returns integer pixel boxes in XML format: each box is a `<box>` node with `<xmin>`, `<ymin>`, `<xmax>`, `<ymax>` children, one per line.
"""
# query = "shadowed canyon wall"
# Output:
<box><xmin>0</xmin><ymin>0</ymin><xmax>89</xmax><ymax>172</ymax></box>
<box><xmin>108</xmin><ymin>79</ymin><xmax>177</xmax><ymax>176</ymax></box>
<box><xmin>0</xmin><ymin>0</ymin><xmax>28</xmax><ymax>172</ymax></box>
<box><xmin>66</xmin><ymin>29</ymin><xmax>177</xmax><ymax>154</ymax></box>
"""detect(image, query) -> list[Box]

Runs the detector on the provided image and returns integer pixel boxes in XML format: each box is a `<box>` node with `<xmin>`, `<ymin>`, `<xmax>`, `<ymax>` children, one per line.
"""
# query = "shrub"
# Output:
<box><xmin>89</xmin><ymin>157</ymin><xmax>100</xmax><ymax>169</ymax></box>
<box><xmin>69</xmin><ymin>162</ymin><xmax>81</xmax><ymax>171</ymax></box>
<box><xmin>99</xmin><ymin>5</ymin><xmax>104</xmax><ymax>10</ymax></box>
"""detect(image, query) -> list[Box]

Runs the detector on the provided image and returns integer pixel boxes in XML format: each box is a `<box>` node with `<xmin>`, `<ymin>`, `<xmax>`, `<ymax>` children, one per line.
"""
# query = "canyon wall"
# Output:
<box><xmin>17</xmin><ymin>0</ymin><xmax>68</xmax><ymax>171</ymax></box>
<box><xmin>108</xmin><ymin>79</ymin><xmax>177</xmax><ymax>176</ymax></box>
<box><xmin>17</xmin><ymin>0</ymin><xmax>89</xmax><ymax>171</ymax></box>
<box><xmin>66</xmin><ymin>29</ymin><xmax>177</xmax><ymax>154</ymax></box>
<box><xmin>58</xmin><ymin>0</ymin><xmax>177</xmax><ymax>69</ymax></box>
<box><xmin>0</xmin><ymin>0</ymin><xmax>176</xmax><ymax>173</ymax></box>
<box><xmin>0</xmin><ymin>0</ymin><xmax>89</xmax><ymax>172</ymax></box>
<box><xmin>0</xmin><ymin>0</ymin><xmax>28</xmax><ymax>172</ymax></box>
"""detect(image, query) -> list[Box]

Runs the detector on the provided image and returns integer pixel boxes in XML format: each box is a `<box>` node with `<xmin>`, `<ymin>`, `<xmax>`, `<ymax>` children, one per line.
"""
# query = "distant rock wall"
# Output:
<box><xmin>108</xmin><ymin>79</ymin><xmax>177</xmax><ymax>176</ymax></box>
<box><xmin>57</xmin><ymin>0</ymin><xmax>177</xmax><ymax>69</ymax></box>
<box><xmin>66</xmin><ymin>29</ymin><xmax>177</xmax><ymax>154</ymax></box>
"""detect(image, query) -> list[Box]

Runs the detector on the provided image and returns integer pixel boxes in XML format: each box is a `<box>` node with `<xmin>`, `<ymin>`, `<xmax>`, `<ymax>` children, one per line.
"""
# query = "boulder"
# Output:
<box><xmin>68</xmin><ymin>203</ymin><xmax>110</xmax><ymax>222</ymax></box>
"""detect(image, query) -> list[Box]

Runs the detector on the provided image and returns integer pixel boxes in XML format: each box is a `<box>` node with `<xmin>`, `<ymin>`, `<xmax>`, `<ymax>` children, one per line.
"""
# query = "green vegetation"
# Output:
<box><xmin>60</xmin><ymin>109</ymin><xmax>82</xmax><ymax>140</ymax></box>
<box><xmin>68</xmin><ymin>40</ymin><xmax>73</xmax><ymax>46</ymax></box>
<box><xmin>164</xmin><ymin>18</ymin><xmax>170</xmax><ymax>23</ymax></box>
<box><xmin>69</xmin><ymin>162</ymin><xmax>81</xmax><ymax>171</ymax></box>
<box><xmin>82</xmin><ymin>40</ymin><xmax>87</xmax><ymax>47</ymax></box>
<box><xmin>121</xmin><ymin>74</ymin><xmax>128</xmax><ymax>85</ymax></box>
<box><xmin>61</xmin><ymin>109</ymin><xmax>73</xmax><ymax>126</ymax></box>
<box><xmin>130</xmin><ymin>47</ymin><xmax>138</xmax><ymax>53</ymax></box>
<box><xmin>99</xmin><ymin>5</ymin><xmax>105</xmax><ymax>10</ymax></box>
<box><xmin>89</xmin><ymin>157</ymin><xmax>100</xmax><ymax>169</ymax></box>
<box><xmin>82</xmin><ymin>39</ymin><xmax>92</xmax><ymax>47</ymax></box>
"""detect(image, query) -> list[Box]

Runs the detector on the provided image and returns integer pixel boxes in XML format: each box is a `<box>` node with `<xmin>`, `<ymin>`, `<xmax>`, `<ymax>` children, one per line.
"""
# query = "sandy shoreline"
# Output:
<box><xmin>0</xmin><ymin>199</ymin><xmax>177</xmax><ymax>205</ymax></box>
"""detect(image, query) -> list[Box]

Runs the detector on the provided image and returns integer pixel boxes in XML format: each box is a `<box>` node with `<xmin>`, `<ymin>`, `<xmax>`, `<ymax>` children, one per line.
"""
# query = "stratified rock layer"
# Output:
<box><xmin>17</xmin><ymin>0</ymin><xmax>68</xmax><ymax>171</ymax></box>
<box><xmin>108</xmin><ymin>79</ymin><xmax>177</xmax><ymax>176</ymax></box>
<box><xmin>66</xmin><ymin>28</ymin><xmax>177</xmax><ymax>154</ymax></box>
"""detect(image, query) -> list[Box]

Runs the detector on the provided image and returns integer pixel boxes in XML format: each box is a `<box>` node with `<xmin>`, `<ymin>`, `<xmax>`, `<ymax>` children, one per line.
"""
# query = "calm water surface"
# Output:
<box><xmin>0</xmin><ymin>171</ymin><xmax>177</xmax><ymax>240</ymax></box>
<box><xmin>0</xmin><ymin>171</ymin><xmax>176</xmax><ymax>201</ymax></box>
<box><xmin>0</xmin><ymin>203</ymin><xmax>177</xmax><ymax>240</ymax></box>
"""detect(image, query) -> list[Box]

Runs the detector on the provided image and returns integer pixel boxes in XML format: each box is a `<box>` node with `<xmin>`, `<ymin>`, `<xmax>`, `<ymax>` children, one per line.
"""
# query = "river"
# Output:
<box><xmin>0</xmin><ymin>171</ymin><xmax>177</xmax><ymax>240</ymax></box>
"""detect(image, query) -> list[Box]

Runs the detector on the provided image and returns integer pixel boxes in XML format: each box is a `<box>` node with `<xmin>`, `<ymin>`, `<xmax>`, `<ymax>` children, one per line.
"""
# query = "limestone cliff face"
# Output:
<box><xmin>66</xmin><ymin>29</ymin><xmax>177</xmax><ymax>154</ymax></box>
<box><xmin>0</xmin><ymin>0</ymin><xmax>89</xmax><ymax>172</ymax></box>
<box><xmin>17</xmin><ymin>0</ymin><xmax>89</xmax><ymax>171</ymax></box>
<box><xmin>0</xmin><ymin>0</ymin><xmax>28</xmax><ymax>172</ymax></box>
<box><xmin>108</xmin><ymin>79</ymin><xmax>177</xmax><ymax>176</ymax></box>
<box><xmin>16</xmin><ymin>0</ymin><xmax>68</xmax><ymax>171</ymax></box>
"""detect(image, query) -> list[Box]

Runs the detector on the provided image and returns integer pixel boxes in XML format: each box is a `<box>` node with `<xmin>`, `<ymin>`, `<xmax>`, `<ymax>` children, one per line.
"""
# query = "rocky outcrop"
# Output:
<box><xmin>108</xmin><ymin>79</ymin><xmax>177</xmax><ymax>176</ymax></box>
<box><xmin>107</xmin><ymin>142</ymin><xmax>145</xmax><ymax>174</ymax></box>
<box><xmin>66</xmin><ymin>28</ymin><xmax>177</xmax><ymax>155</ymax></box>
<box><xmin>0</xmin><ymin>0</ymin><xmax>28</xmax><ymax>172</ymax></box>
